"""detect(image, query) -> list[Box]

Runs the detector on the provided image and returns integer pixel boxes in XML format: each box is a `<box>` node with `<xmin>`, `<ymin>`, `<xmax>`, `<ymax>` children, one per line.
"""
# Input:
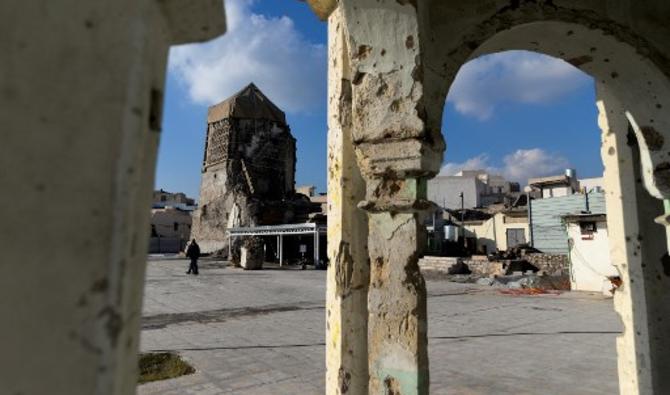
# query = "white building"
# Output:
<box><xmin>428</xmin><ymin>170</ymin><xmax>519</xmax><ymax>210</ymax></box>
<box><xmin>563</xmin><ymin>213</ymin><xmax>617</xmax><ymax>293</ymax></box>
<box><xmin>528</xmin><ymin>169</ymin><xmax>580</xmax><ymax>199</ymax></box>
<box><xmin>579</xmin><ymin>177</ymin><xmax>605</xmax><ymax>193</ymax></box>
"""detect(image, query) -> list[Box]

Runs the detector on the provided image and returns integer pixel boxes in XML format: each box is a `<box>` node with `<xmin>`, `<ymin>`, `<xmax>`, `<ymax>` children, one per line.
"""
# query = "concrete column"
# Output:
<box><xmin>325</xmin><ymin>7</ymin><xmax>370</xmax><ymax>394</ymax></box>
<box><xmin>338</xmin><ymin>1</ymin><xmax>444</xmax><ymax>393</ymax></box>
<box><xmin>0</xmin><ymin>1</ymin><xmax>225</xmax><ymax>394</ymax></box>
<box><xmin>597</xmin><ymin>84</ymin><xmax>670</xmax><ymax>394</ymax></box>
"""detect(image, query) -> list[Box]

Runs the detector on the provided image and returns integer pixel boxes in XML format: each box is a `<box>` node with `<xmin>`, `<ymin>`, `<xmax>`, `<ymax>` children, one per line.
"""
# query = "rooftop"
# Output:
<box><xmin>207</xmin><ymin>83</ymin><xmax>286</xmax><ymax>124</ymax></box>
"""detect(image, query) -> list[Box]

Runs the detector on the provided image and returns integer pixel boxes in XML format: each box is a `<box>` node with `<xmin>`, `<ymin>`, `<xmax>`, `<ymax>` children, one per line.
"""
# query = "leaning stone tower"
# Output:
<box><xmin>191</xmin><ymin>83</ymin><xmax>297</xmax><ymax>255</ymax></box>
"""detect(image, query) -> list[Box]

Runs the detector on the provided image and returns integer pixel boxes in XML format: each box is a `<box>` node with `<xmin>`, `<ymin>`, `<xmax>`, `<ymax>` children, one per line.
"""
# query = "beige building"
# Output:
<box><xmin>149</xmin><ymin>207</ymin><xmax>192</xmax><ymax>253</ymax></box>
<box><xmin>150</xmin><ymin>189</ymin><xmax>196</xmax><ymax>253</ymax></box>
<box><xmin>462</xmin><ymin>209</ymin><xmax>529</xmax><ymax>254</ymax></box>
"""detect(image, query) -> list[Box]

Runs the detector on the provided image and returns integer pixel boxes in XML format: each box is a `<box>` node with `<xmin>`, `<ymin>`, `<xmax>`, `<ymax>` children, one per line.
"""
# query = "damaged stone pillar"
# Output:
<box><xmin>361</xmin><ymin>179</ymin><xmax>432</xmax><ymax>394</ymax></box>
<box><xmin>240</xmin><ymin>237</ymin><xmax>264</xmax><ymax>270</ymax></box>
<box><xmin>338</xmin><ymin>1</ymin><xmax>444</xmax><ymax>393</ymax></box>
<box><xmin>325</xmin><ymin>7</ymin><xmax>370</xmax><ymax>394</ymax></box>
<box><xmin>597</xmin><ymin>84</ymin><xmax>670</xmax><ymax>394</ymax></box>
<box><xmin>0</xmin><ymin>1</ymin><xmax>225</xmax><ymax>394</ymax></box>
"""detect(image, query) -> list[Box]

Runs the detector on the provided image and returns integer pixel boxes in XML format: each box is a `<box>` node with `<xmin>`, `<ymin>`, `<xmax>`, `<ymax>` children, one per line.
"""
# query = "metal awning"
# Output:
<box><xmin>227</xmin><ymin>223</ymin><xmax>326</xmax><ymax>267</ymax></box>
<box><xmin>227</xmin><ymin>223</ymin><xmax>326</xmax><ymax>236</ymax></box>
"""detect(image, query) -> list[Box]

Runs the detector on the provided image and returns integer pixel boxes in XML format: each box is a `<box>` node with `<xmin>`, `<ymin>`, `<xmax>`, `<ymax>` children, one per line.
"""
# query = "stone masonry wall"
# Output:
<box><xmin>192</xmin><ymin>117</ymin><xmax>297</xmax><ymax>255</ymax></box>
<box><xmin>524</xmin><ymin>253</ymin><xmax>570</xmax><ymax>275</ymax></box>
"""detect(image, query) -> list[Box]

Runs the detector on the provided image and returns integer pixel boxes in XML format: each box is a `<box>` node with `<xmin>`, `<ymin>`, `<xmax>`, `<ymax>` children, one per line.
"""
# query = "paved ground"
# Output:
<box><xmin>139</xmin><ymin>258</ymin><xmax>621</xmax><ymax>394</ymax></box>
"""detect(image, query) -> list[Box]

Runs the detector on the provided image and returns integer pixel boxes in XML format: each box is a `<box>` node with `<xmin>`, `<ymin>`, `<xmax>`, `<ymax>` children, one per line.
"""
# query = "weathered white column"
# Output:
<box><xmin>597</xmin><ymin>84</ymin><xmax>670</xmax><ymax>395</ymax></box>
<box><xmin>0</xmin><ymin>1</ymin><xmax>225</xmax><ymax>394</ymax></box>
<box><xmin>325</xmin><ymin>7</ymin><xmax>370</xmax><ymax>394</ymax></box>
<box><xmin>339</xmin><ymin>1</ymin><xmax>444</xmax><ymax>393</ymax></box>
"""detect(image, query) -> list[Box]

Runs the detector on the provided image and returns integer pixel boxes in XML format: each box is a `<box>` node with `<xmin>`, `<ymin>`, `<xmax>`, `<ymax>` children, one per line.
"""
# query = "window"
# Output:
<box><xmin>580</xmin><ymin>221</ymin><xmax>597</xmax><ymax>234</ymax></box>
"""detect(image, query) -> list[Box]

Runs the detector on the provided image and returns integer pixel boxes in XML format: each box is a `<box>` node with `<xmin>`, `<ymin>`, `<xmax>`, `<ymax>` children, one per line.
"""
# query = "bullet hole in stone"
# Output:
<box><xmin>604</xmin><ymin>58</ymin><xmax>610</xmax><ymax>63</ymax></box>
<box><xmin>590</xmin><ymin>47</ymin><xmax>597</xmax><ymax>52</ymax></box>
<box><xmin>356</xmin><ymin>45</ymin><xmax>372</xmax><ymax>60</ymax></box>
<box><xmin>657</xmin><ymin>104</ymin><xmax>662</xmax><ymax>109</ymax></box>
<box><xmin>338</xmin><ymin>368</ymin><xmax>351</xmax><ymax>393</ymax></box>
<box><xmin>566</xmin><ymin>30</ymin><xmax>574</xmax><ymax>36</ymax></box>
<box><xmin>381</xmin><ymin>49</ymin><xmax>387</xmax><ymax>56</ymax></box>
<box><xmin>201</xmin><ymin>25</ymin><xmax>210</xmax><ymax>32</ymax></box>
<box><xmin>611</xmin><ymin>71</ymin><xmax>619</xmax><ymax>79</ymax></box>
<box><xmin>640</xmin><ymin>126</ymin><xmax>664</xmax><ymax>151</ymax></box>
<box><xmin>384</xmin><ymin>376</ymin><xmax>401</xmax><ymax>394</ymax></box>
<box><xmin>84</xmin><ymin>19</ymin><xmax>95</xmax><ymax>29</ymax></box>
<box><xmin>406</xmin><ymin>35</ymin><xmax>415</xmax><ymax>49</ymax></box>
<box><xmin>352</xmin><ymin>72</ymin><xmax>366</xmax><ymax>85</ymax></box>
<box><xmin>376</xmin><ymin>81</ymin><xmax>388</xmax><ymax>96</ymax></box>
<box><xmin>131</xmin><ymin>106</ymin><xmax>142</xmax><ymax>116</ymax></box>
<box><xmin>608</xmin><ymin>147</ymin><xmax>615</xmax><ymax>156</ymax></box>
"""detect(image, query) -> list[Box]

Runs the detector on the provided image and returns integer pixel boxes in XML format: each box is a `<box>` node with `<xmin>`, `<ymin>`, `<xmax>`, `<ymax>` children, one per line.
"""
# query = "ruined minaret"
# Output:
<box><xmin>191</xmin><ymin>83</ymin><xmax>297</xmax><ymax>254</ymax></box>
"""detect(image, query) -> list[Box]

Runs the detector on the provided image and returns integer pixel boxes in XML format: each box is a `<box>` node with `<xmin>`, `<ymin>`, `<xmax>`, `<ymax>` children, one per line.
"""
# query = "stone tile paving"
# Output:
<box><xmin>139</xmin><ymin>258</ymin><xmax>621</xmax><ymax>394</ymax></box>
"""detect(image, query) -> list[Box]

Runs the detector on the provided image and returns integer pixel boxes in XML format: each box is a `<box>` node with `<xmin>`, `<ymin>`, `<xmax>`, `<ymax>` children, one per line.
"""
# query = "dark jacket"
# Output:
<box><xmin>186</xmin><ymin>243</ymin><xmax>200</xmax><ymax>259</ymax></box>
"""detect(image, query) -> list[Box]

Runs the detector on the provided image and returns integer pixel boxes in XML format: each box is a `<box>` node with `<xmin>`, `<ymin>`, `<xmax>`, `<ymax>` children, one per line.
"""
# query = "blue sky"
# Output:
<box><xmin>155</xmin><ymin>0</ymin><xmax>603</xmax><ymax>200</ymax></box>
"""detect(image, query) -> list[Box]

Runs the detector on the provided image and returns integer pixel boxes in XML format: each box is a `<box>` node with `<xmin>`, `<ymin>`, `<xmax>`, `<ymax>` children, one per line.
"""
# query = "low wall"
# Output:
<box><xmin>419</xmin><ymin>256</ymin><xmax>461</xmax><ymax>274</ymax></box>
<box><xmin>464</xmin><ymin>257</ymin><xmax>507</xmax><ymax>277</ymax></box>
<box><xmin>524</xmin><ymin>253</ymin><xmax>569</xmax><ymax>275</ymax></box>
<box><xmin>149</xmin><ymin>237</ymin><xmax>186</xmax><ymax>254</ymax></box>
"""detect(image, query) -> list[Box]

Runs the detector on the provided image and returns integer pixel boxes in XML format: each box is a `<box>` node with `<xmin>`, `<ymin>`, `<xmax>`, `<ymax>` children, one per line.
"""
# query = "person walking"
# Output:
<box><xmin>186</xmin><ymin>239</ymin><xmax>200</xmax><ymax>275</ymax></box>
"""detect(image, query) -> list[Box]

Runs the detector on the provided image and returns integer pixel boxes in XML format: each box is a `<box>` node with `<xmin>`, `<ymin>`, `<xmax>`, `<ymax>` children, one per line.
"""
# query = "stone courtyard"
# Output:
<box><xmin>139</xmin><ymin>257</ymin><xmax>620</xmax><ymax>394</ymax></box>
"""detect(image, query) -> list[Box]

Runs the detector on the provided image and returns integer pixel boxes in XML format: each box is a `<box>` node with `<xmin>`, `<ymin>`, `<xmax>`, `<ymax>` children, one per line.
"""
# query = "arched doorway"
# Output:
<box><xmin>327</xmin><ymin>1</ymin><xmax>670</xmax><ymax>393</ymax></box>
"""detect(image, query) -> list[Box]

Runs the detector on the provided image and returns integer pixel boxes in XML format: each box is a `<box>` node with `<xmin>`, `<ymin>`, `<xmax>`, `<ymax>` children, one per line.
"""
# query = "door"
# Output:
<box><xmin>506</xmin><ymin>228</ymin><xmax>526</xmax><ymax>248</ymax></box>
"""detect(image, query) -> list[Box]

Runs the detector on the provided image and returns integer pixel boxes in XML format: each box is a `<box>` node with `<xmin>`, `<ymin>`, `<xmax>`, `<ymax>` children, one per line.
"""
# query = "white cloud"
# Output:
<box><xmin>446</xmin><ymin>50</ymin><xmax>591</xmax><ymax>120</ymax></box>
<box><xmin>168</xmin><ymin>0</ymin><xmax>327</xmax><ymax>113</ymax></box>
<box><xmin>439</xmin><ymin>154</ymin><xmax>497</xmax><ymax>177</ymax></box>
<box><xmin>439</xmin><ymin>148</ymin><xmax>570</xmax><ymax>185</ymax></box>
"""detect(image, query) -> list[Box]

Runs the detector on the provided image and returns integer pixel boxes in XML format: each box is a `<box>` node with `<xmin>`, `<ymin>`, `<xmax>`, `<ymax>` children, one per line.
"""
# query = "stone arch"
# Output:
<box><xmin>431</xmin><ymin>14</ymin><xmax>670</xmax><ymax>197</ymax></box>
<box><xmin>430</xmin><ymin>16</ymin><xmax>670</xmax><ymax>395</ymax></box>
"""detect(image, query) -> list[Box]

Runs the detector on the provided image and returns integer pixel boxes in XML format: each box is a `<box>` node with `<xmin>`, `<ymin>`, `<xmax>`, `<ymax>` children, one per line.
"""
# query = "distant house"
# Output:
<box><xmin>528</xmin><ymin>169</ymin><xmax>580</xmax><ymax>199</ymax></box>
<box><xmin>150</xmin><ymin>189</ymin><xmax>197</xmax><ymax>253</ymax></box>
<box><xmin>428</xmin><ymin>170</ymin><xmax>519</xmax><ymax>210</ymax></box>
<box><xmin>563</xmin><ymin>213</ymin><xmax>617</xmax><ymax>292</ymax></box>
<box><xmin>529</xmin><ymin>190</ymin><xmax>606</xmax><ymax>255</ymax></box>
<box><xmin>579</xmin><ymin>177</ymin><xmax>605</xmax><ymax>193</ymax></box>
<box><xmin>461</xmin><ymin>208</ymin><xmax>529</xmax><ymax>254</ymax></box>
